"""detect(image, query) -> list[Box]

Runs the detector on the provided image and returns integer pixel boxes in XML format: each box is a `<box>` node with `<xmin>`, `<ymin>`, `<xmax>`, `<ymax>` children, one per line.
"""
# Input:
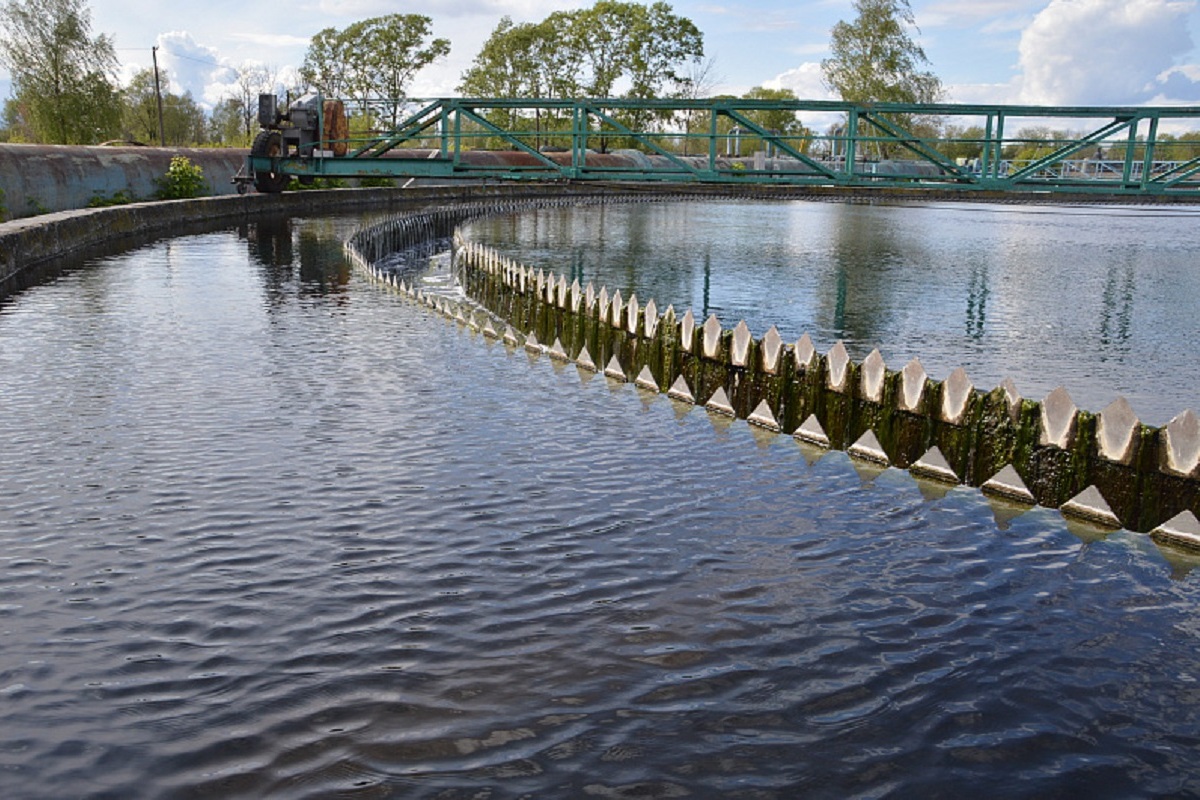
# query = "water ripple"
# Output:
<box><xmin>0</xmin><ymin>226</ymin><xmax>1198</xmax><ymax>798</ymax></box>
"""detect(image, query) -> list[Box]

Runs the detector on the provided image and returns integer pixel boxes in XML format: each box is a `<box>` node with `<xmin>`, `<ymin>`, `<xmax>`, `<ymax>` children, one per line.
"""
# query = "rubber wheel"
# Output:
<box><xmin>251</xmin><ymin>130</ymin><xmax>290</xmax><ymax>194</ymax></box>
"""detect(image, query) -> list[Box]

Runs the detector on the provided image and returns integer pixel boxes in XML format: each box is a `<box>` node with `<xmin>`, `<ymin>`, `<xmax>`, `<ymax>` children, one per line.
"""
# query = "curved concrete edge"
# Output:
<box><xmin>0</xmin><ymin>184</ymin><xmax>625</xmax><ymax>301</ymax></box>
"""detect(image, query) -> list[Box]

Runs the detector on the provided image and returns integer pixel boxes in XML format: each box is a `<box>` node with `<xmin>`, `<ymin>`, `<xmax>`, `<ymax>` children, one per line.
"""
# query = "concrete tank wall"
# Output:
<box><xmin>0</xmin><ymin>144</ymin><xmax>247</xmax><ymax>221</ymax></box>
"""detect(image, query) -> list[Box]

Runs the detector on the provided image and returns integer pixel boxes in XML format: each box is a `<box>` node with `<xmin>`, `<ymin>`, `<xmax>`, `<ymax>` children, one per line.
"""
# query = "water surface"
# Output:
<box><xmin>463</xmin><ymin>200</ymin><xmax>1200</xmax><ymax>425</ymax></box>
<box><xmin>1</xmin><ymin>217</ymin><xmax>1199</xmax><ymax>798</ymax></box>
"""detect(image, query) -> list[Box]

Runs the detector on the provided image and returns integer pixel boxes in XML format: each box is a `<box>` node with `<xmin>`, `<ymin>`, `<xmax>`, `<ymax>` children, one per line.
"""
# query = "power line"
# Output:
<box><xmin>168</xmin><ymin>52</ymin><xmax>226</xmax><ymax>69</ymax></box>
<box><xmin>113</xmin><ymin>47</ymin><xmax>225</xmax><ymax>69</ymax></box>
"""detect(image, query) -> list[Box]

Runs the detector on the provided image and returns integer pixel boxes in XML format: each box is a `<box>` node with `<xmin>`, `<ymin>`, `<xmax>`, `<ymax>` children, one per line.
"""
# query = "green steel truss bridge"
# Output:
<box><xmin>243</xmin><ymin>97</ymin><xmax>1200</xmax><ymax>197</ymax></box>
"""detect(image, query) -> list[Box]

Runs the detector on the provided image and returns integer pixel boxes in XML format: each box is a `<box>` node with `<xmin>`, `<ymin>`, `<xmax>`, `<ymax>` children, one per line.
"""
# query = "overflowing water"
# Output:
<box><xmin>1</xmin><ymin>210</ymin><xmax>1199</xmax><ymax>799</ymax></box>
<box><xmin>463</xmin><ymin>199</ymin><xmax>1200</xmax><ymax>425</ymax></box>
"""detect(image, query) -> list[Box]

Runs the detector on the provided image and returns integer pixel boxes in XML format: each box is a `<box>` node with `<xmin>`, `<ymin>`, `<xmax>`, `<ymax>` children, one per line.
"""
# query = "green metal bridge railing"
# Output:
<box><xmin>250</xmin><ymin>97</ymin><xmax>1200</xmax><ymax>196</ymax></box>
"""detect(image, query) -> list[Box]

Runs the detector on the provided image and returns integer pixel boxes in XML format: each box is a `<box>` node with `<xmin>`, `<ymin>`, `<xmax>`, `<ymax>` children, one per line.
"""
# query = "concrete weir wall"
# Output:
<box><xmin>342</xmin><ymin>195</ymin><xmax>1200</xmax><ymax>546</ymax></box>
<box><xmin>6</xmin><ymin>180</ymin><xmax>1200</xmax><ymax>548</ymax></box>
<box><xmin>449</xmin><ymin>236</ymin><xmax>1200</xmax><ymax>541</ymax></box>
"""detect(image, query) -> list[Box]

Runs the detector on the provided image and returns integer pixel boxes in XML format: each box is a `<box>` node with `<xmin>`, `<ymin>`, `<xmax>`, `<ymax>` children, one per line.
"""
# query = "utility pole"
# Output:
<box><xmin>152</xmin><ymin>46</ymin><xmax>166</xmax><ymax>145</ymax></box>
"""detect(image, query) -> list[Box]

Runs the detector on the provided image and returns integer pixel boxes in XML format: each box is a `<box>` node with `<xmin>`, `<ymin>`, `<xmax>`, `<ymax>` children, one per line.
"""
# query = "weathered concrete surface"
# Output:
<box><xmin>0</xmin><ymin>144</ymin><xmax>248</xmax><ymax>220</ymax></box>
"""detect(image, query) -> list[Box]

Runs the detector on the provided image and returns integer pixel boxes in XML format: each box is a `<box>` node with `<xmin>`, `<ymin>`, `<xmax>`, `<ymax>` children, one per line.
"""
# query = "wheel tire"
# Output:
<box><xmin>251</xmin><ymin>130</ymin><xmax>290</xmax><ymax>194</ymax></box>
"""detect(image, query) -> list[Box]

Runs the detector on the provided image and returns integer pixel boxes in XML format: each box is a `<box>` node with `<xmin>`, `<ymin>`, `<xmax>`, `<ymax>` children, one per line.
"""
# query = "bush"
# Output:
<box><xmin>156</xmin><ymin>156</ymin><xmax>208</xmax><ymax>200</ymax></box>
<box><xmin>358</xmin><ymin>176</ymin><xmax>396</xmax><ymax>188</ymax></box>
<box><xmin>88</xmin><ymin>189</ymin><xmax>135</xmax><ymax>208</ymax></box>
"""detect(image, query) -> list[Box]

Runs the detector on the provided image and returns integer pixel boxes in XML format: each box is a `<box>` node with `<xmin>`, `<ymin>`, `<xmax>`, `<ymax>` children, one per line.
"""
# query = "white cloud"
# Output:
<box><xmin>155</xmin><ymin>31</ymin><xmax>236</xmax><ymax>107</ymax></box>
<box><xmin>943</xmin><ymin>79</ymin><xmax>1022</xmax><ymax>105</ymax></box>
<box><xmin>231</xmin><ymin>33</ymin><xmax>312</xmax><ymax>48</ymax></box>
<box><xmin>763</xmin><ymin>63</ymin><xmax>842</xmax><ymax>131</ymax></box>
<box><xmin>1016</xmin><ymin>0</ymin><xmax>1199</xmax><ymax>104</ymax></box>
<box><xmin>763</xmin><ymin>62</ymin><xmax>834</xmax><ymax>100</ymax></box>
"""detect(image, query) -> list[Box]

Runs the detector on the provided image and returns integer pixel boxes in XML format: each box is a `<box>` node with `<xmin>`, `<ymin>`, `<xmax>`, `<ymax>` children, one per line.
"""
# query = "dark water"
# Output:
<box><xmin>2</xmin><ymin>216</ymin><xmax>1200</xmax><ymax>799</ymax></box>
<box><xmin>463</xmin><ymin>200</ymin><xmax>1200</xmax><ymax>426</ymax></box>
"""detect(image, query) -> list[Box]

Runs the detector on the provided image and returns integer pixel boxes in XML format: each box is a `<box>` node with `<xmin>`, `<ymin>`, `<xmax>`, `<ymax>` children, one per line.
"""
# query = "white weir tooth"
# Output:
<box><xmin>667</xmin><ymin>375</ymin><xmax>695</xmax><ymax>404</ymax></box>
<box><xmin>702</xmin><ymin>314</ymin><xmax>723</xmax><ymax>360</ymax></box>
<box><xmin>1060</xmin><ymin>485</ymin><xmax>1121</xmax><ymax>529</ymax></box>
<box><xmin>1163</xmin><ymin>409</ymin><xmax>1200</xmax><ymax>476</ymax></box>
<box><xmin>680</xmin><ymin>309</ymin><xmax>696</xmax><ymax>352</ymax></box>
<box><xmin>1097</xmin><ymin>396</ymin><xmax>1139</xmax><ymax>464</ymax></box>
<box><xmin>848</xmin><ymin>429</ymin><xmax>889</xmax><ymax>466</ymax></box>
<box><xmin>794</xmin><ymin>333</ymin><xmax>816</xmax><ymax>371</ymax></box>
<box><xmin>1151</xmin><ymin>510</ymin><xmax>1200</xmax><ymax>551</ymax></box>
<box><xmin>910</xmin><ymin>446</ymin><xmax>958</xmax><ymax>484</ymax></box>
<box><xmin>747</xmin><ymin>400</ymin><xmax>781</xmax><ymax>432</ymax></box>
<box><xmin>1040</xmin><ymin>386</ymin><xmax>1077</xmax><ymax>449</ymax></box>
<box><xmin>793</xmin><ymin>414</ymin><xmax>829</xmax><ymax>448</ymax></box>
<box><xmin>575</xmin><ymin>344</ymin><xmax>597</xmax><ymax>372</ymax></box>
<box><xmin>901</xmin><ymin>358</ymin><xmax>926</xmax><ymax>411</ymax></box>
<box><xmin>731</xmin><ymin>321</ymin><xmax>752</xmax><ymax>367</ymax></box>
<box><xmin>760</xmin><ymin>326</ymin><xmax>782</xmax><ymax>375</ymax></box>
<box><xmin>981</xmin><ymin>464</ymin><xmax>1035</xmax><ymax>505</ymax></box>
<box><xmin>548</xmin><ymin>337</ymin><xmax>569</xmax><ymax>361</ymax></box>
<box><xmin>705</xmin><ymin>386</ymin><xmax>735</xmax><ymax>417</ymax></box>
<box><xmin>941</xmin><ymin>367</ymin><xmax>973</xmax><ymax>425</ymax></box>
<box><xmin>861</xmin><ymin>349</ymin><xmax>886</xmax><ymax>403</ymax></box>
<box><xmin>827</xmin><ymin>341</ymin><xmax>849</xmax><ymax>392</ymax></box>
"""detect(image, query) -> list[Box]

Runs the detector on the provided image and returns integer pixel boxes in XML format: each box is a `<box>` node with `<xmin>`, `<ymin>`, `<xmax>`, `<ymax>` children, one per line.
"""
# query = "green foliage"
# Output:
<box><xmin>822</xmin><ymin>0</ymin><xmax>941</xmax><ymax>158</ymax></box>
<box><xmin>459</xmin><ymin>2</ymin><xmax>703</xmax><ymax>150</ymax></box>
<box><xmin>0</xmin><ymin>0</ymin><xmax>123</xmax><ymax>143</ymax></box>
<box><xmin>734</xmin><ymin>87</ymin><xmax>811</xmax><ymax>155</ymax></box>
<box><xmin>822</xmin><ymin>0</ymin><xmax>941</xmax><ymax>105</ymax></box>
<box><xmin>459</xmin><ymin>2</ymin><xmax>702</xmax><ymax>102</ymax></box>
<box><xmin>302</xmin><ymin>15</ymin><xmax>449</xmax><ymax>129</ymax></box>
<box><xmin>290</xmin><ymin>176</ymin><xmax>348</xmax><ymax>190</ymax></box>
<box><xmin>122</xmin><ymin>67</ymin><xmax>207</xmax><ymax>146</ymax></box>
<box><xmin>207</xmin><ymin>98</ymin><xmax>247</xmax><ymax>147</ymax></box>
<box><xmin>357</xmin><ymin>176</ymin><xmax>397</xmax><ymax>188</ymax></box>
<box><xmin>938</xmin><ymin>124</ymin><xmax>986</xmax><ymax>161</ymax></box>
<box><xmin>155</xmin><ymin>156</ymin><xmax>208</xmax><ymax>200</ymax></box>
<box><xmin>87</xmin><ymin>188</ymin><xmax>134</xmax><ymax>207</ymax></box>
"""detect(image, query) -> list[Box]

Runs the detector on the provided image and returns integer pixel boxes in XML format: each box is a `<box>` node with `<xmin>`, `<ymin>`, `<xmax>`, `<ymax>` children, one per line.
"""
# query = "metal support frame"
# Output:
<box><xmin>246</xmin><ymin>97</ymin><xmax>1200</xmax><ymax>196</ymax></box>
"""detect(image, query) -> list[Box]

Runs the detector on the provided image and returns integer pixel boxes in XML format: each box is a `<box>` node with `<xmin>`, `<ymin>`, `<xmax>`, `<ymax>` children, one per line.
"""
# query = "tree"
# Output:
<box><xmin>459</xmin><ymin>16</ymin><xmax>578</xmax><ymax>148</ymax></box>
<box><xmin>458</xmin><ymin>2</ymin><xmax>703</xmax><ymax>151</ymax></box>
<box><xmin>741</xmin><ymin>86</ymin><xmax>809</xmax><ymax>142</ymax></box>
<box><xmin>0</xmin><ymin>0</ymin><xmax>122</xmax><ymax>143</ymax></box>
<box><xmin>459</xmin><ymin>17</ymin><xmax>559</xmax><ymax>99</ymax></box>
<box><xmin>229</xmin><ymin>62</ymin><xmax>277</xmax><ymax>142</ymax></box>
<box><xmin>120</xmin><ymin>67</ymin><xmax>205</xmax><ymax>145</ymax></box>
<box><xmin>676</xmin><ymin>55</ymin><xmax>721</xmax><ymax>154</ymax></box>
<box><xmin>822</xmin><ymin>0</ymin><xmax>941</xmax><ymax>105</ymax></box>
<box><xmin>821</xmin><ymin>0</ymin><xmax>941</xmax><ymax>158</ymax></box>
<box><xmin>208</xmin><ymin>97</ymin><xmax>245</xmax><ymax>146</ymax></box>
<box><xmin>302</xmin><ymin>14</ymin><xmax>448</xmax><ymax>129</ymax></box>
<box><xmin>300</xmin><ymin>27</ymin><xmax>349</xmax><ymax>99</ymax></box>
<box><xmin>460</xmin><ymin>2</ymin><xmax>702</xmax><ymax>103</ymax></box>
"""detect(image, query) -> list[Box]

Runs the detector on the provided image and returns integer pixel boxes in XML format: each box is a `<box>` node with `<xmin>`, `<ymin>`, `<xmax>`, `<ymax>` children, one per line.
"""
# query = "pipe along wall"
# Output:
<box><xmin>344</xmin><ymin>195</ymin><xmax>1200</xmax><ymax>548</ymax></box>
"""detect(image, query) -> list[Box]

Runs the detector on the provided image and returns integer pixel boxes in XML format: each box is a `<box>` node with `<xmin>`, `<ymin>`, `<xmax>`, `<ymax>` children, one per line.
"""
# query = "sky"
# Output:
<box><xmin>3</xmin><ymin>0</ymin><xmax>1200</xmax><ymax>122</ymax></box>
